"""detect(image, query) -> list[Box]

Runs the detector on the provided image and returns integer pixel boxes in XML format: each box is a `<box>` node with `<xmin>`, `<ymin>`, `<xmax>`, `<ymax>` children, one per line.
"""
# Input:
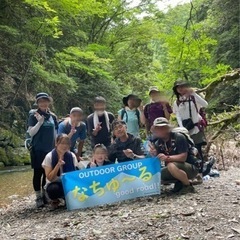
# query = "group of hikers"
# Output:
<box><xmin>27</xmin><ymin>80</ymin><xmax>210</xmax><ymax>209</ymax></box>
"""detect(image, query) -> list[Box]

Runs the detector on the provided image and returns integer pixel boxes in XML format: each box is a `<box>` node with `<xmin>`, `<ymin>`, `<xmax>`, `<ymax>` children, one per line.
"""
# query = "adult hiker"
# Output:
<box><xmin>42</xmin><ymin>134</ymin><xmax>83</xmax><ymax>210</ymax></box>
<box><xmin>118</xmin><ymin>94</ymin><xmax>144</xmax><ymax>137</ymax></box>
<box><xmin>87</xmin><ymin>96</ymin><xmax>115</xmax><ymax>148</ymax></box>
<box><xmin>108</xmin><ymin>120</ymin><xmax>145</xmax><ymax>163</ymax></box>
<box><xmin>172</xmin><ymin>80</ymin><xmax>208</xmax><ymax>165</ymax></box>
<box><xmin>58</xmin><ymin>107</ymin><xmax>86</xmax><ymax>161</ymax></box>
<box><xmin>149</xmin><ymin>117</ymin><xmax>199</xmax><ymax>194</ymax></box>
<box><xmin>28</xmin><ymin>92</ymin><xmax>58</xmax><ymax>208</ymax></box>
<box><xmin>144</xmin><ymin>86</ymin><xmax>172</xmax><ymax>138</ymax></box>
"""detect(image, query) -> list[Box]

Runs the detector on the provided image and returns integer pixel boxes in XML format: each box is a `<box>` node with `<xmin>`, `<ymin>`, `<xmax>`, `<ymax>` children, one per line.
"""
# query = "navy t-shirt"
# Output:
<box><xmin>28</xmin><ymin>112</ymin><xmax>58</xmax><ymax>152</ymax></box>
<box><xmin>87</xmin><ymin>112</ymin><xmax>115</xmax><ymax>148</ymax></box>
<box><xmin>58</xmin><ymin>120</ymin><xmax>87</xmax><ymax>150</ymax></box>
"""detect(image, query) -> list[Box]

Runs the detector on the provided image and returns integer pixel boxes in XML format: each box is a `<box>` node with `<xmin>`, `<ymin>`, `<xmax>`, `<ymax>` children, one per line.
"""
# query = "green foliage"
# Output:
<box><xmin>0</xmin><ymin>0</ymin><xmax>238</xmax><ymax>134</ymax></box>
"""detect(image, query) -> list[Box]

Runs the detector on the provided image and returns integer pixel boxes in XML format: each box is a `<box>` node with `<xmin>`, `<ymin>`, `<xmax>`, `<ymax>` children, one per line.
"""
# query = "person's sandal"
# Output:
<box><xmin>49</xmin><ymin>199</ymin><xmax>60</xmax><ymax>211</ymax></box>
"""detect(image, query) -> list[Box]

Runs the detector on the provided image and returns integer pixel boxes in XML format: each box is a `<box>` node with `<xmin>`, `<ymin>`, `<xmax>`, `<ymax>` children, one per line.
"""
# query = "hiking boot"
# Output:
<box><xmin>171</xmin><ymin>181</ymin><xmax>183</xmax><ymax>193</ymax></box>
<box><xmin>42</xmin><ymin>194</ymin><xmax>49</xmax><ymax>205</ymax></box>
<box><xmin>178</xmin><ymin>184</ymin><xmax>195</xmax><ymax>195</ymax></box>
<box><xmin>36</xmin><ymin>197</ymin><xmax>44</xmax><ymax>208</ymax></box>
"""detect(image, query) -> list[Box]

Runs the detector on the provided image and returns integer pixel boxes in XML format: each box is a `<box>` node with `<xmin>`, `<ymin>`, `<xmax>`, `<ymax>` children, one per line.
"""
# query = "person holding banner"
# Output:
<box><xmin>42</xmin><ymin>134</ymin><xmax>84</xmax><ymax>210</ymax></box>
<box><xmin>108</xmin><ymin>120</ymin><xmax>145</xmax><ymax>163</ymax></box>
<box><xmin>149</xmin><ymin>117</ymin><xmax>198</xmax><ymax>194</ymax></box>
<box><xmin>87</xmin><ymin>144</ymin><xmax>112</xmax><ymax>168</ymax></box>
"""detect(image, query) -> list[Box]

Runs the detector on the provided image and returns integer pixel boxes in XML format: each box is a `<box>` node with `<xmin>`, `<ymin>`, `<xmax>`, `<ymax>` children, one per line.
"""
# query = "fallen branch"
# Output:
<box><xmin>196</xmin><ymin>69</ymin><xmax>240</xmax><ymax>100</ymax></box>
<box><xmin>208</xmin><ymin>112</ymin><xmax>240</xmax><ymax>126</ymax></box>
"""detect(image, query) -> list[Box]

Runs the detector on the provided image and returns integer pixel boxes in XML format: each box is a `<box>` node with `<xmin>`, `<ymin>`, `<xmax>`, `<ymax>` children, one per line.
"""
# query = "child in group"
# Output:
<box><xmin>87</xmin><ymin>144</ymin><xmax>112</xmax><ymax>168</ymax></box>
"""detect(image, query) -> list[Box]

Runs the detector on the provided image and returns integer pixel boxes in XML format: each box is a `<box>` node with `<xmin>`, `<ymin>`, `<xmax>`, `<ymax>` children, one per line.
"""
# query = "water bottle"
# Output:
<box><xmin>203</xmin><ymin>175</ymin><xmax>211</xmax><ymax>181</ymax></box>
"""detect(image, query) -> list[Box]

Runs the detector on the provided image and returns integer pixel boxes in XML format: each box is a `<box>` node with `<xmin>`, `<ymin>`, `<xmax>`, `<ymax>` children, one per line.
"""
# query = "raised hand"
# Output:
<box><xmin>149</xmin><ymin>142</ymin><xmax>157</xmax><ymax>157</ymax></box>
<box><xmin>35</xmin><ymin>112</ymin><xmax>45</xmax><ymax>124</ymax></box>
<box><xmin>123</xmin><ymin>149</ymin><xmax>134</xmax><ymax>159</ymax></box>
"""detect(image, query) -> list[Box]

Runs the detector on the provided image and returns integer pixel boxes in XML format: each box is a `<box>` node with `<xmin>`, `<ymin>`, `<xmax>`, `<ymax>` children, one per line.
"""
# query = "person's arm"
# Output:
<box><xmin>76</xmin><ymin>140</ymin><xmax>84</xmax><ymax>160</ymax></box>
<box><xmin>143</xmin><ymin>105</ymin><xmax>150</xmax><ymax>136</ymax></box>
<box><xmin>124</xmin><ymin>138</ymin><xmax>145</xmax><ymax>159</ymax></box>
<box><xmin>173</xmin><ymin>101</ymin><xmax>183</xmax><ymax>127</ymax></box>
<box><xmin>28</xmin><ymin>113</ymin><xmax>44</xmax><ymax>137</ymax></box>
<box><xmin>192</xmin><ymin>92</ymin><xmax>208</xmax><ymax>108</ymax></box>
<box><xmin>163</xmin><ymin>102</ymin><xmax>173</xmax><ymax>120</ymax></box>
<box><xmin>158</xmin><ymin>152</ymin><xmax>187</xmax><ymax>163</ymax></box>
<box><xmin>76</xmin><ymin>124</ymin><xmax>87</xmax><ymax>160</ymax></box>
<box><xmin>108</xmin><ymin>144</ymin><xmax>117</xmax><ymax>162</ymax></box>
<box><xmin>43</xmin><ymin>154</ymin><xmax>65</xmax><ymax>182</ymax></box>
<box><xmin>139</xmin><ymin>105</ymin><xmax>146</xmax><ymax>125</ymax></box>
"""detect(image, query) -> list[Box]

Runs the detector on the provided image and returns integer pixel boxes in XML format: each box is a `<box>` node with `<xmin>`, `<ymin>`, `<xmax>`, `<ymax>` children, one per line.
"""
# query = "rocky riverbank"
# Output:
<box><xmin>0</xmin><ymin>167</ymin><xmax>240</xmax><ymax>240</ymax></box>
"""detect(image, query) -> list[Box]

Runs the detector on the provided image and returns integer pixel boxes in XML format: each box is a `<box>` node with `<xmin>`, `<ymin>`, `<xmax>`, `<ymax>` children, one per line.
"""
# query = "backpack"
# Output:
<box><xmin>120</xmin><ymin>108</ymin><xmax>141</xmax><ymax>126</ymax></box>
<box><xmin>177</xmin><ymin>95</ymin><xmax>208</xmax><ymax>128</ymax></box>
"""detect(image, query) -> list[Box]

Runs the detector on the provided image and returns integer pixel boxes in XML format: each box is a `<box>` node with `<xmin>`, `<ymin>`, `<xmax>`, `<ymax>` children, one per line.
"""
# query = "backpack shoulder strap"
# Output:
<box><xmin>136</xmin><ymin>109</ymin><xmax>140</xmax><ymax>126</ymax></box>
<box><xmin>190</xmin><ymin>95</ymin><xmax>199</xmax><ymax>112</ymax></box>
<box><xmin>121</xmin><ymin>109</ymin><xmax>128</xmax><ymax>123</ymax></box>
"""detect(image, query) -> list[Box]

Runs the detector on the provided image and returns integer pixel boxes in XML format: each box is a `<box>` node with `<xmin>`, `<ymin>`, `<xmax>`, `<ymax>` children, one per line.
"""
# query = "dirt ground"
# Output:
<box><xmin>0</xmin><ymin>167</ymin><xmax>239</xmax><ymax>240</ymax></box>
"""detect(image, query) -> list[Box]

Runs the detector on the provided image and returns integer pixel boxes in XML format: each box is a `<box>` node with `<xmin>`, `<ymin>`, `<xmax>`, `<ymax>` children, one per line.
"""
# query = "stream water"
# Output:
<box><xmin>0</xmin><ymin>166</ymin><xmax>33</xmax><ymax>207</ymax></box>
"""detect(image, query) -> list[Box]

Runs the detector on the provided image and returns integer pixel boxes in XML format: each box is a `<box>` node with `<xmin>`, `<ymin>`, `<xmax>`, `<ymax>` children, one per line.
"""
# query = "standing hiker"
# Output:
<box><xmin>28</xmin><ymin>92</ymin><xmax>58</xmax><ymax>208</ymax></box>
<box><xmin>118</xmin><ymin>94</ymin><xmax>144</xmax><ymax>138</ymax></box>
<box><xmin>172</xmin><ymin>80</ymin><xmax>208</xmax><ymax>167</ymax></box>
<box><xmin>58</xmin><ymin>107</ymin><xmax>86</xmax><ymax>161</ymax></box>
<box><xmin>144</xmin><ymin>86</ymin><xmax>172</xmax><ymax>138</ymax></box>
<box><xmin>87</xmin><ymin>97</ymin><xmax>115</xmax><ymax>148</ymax></box>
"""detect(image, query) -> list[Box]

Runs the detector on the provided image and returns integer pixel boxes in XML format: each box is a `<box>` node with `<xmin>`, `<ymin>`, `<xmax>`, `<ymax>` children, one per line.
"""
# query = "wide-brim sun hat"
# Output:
<box><xmin>122</xmin><ymin>94</ymin><xmax>141</xmax><ymax>106</ymax></box>
<box><xmin>172</xmin><ymin>79</ymin><xmax>190</xmax><ymax>91</ymax></box>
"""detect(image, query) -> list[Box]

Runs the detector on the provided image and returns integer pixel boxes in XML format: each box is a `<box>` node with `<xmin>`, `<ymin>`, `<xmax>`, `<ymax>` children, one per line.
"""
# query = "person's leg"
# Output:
<box><xmin>166</xmin><ymin>163</ymin><xmax>190</xmax><ymax>185</ymax></box>
<box><xmin>33</xmin><ymin>168</ymin><xmax>44</xmax><ymax>207</ymax></box>
<box><xmin>46</xmin><ymin>182</ymin><xmax>64</xmax><ymax>200</ymax></box>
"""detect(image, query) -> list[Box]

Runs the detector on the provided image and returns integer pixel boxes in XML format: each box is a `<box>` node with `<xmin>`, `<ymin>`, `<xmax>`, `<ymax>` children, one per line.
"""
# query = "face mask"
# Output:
<box><xmin>96</xmin><ymin>110</ymin><xmax>104</xmax><ymax>116</ymax></box>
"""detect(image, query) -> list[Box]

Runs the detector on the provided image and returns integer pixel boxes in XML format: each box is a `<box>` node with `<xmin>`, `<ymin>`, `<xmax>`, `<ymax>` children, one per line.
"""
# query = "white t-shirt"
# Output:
<box><xmin>42</xmin><ymin>151</ymin><xmax>84</xmax><ymax>183</ymax></box>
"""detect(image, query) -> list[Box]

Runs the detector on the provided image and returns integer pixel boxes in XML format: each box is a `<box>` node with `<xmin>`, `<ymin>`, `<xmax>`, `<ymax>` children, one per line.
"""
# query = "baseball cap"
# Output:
<box><xmin>35</xmin><ymin>92</ymin><xmax>51</xmax><ymax>102</ymax></box>
<box><xmin>111</xmin><ymin>120</ymin><xmax>126</xmax><ymax>130</ymax></box>
<box><xmin>70</xmin><ymin>107</ymin><xmax>83</xmax><ymax>114</ymax></box>
<box><xmin>153</xmin><ymin>117</ymin><xmax>170</xmax><ymax>127</ymax></box>
<box><xmin>149</xmin><ymin>86</ymin><xmax>160</xmax><ymax>95</ymax></box>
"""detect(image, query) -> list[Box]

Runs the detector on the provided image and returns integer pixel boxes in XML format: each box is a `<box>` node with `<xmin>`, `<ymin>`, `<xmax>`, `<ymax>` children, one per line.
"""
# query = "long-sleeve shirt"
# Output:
<box><xmin>173</xmin><ymin>92</ymin><xmax>208</xmax><ymax>136</ymax></box>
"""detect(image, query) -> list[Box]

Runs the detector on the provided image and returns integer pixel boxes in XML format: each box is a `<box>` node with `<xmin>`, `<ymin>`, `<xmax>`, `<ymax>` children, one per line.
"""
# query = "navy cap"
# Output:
<box><xmin>35</xmin><ymin>92</ymin><xmax>51</xmax><ymax>102</ymax></box>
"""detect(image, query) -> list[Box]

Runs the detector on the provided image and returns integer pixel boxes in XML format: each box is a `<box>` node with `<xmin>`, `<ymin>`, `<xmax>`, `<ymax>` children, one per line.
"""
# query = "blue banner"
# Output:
<box><xmin>61</xmin><ymin>158</ymin><xmax>161</xmax><ymax>210</ymax></box>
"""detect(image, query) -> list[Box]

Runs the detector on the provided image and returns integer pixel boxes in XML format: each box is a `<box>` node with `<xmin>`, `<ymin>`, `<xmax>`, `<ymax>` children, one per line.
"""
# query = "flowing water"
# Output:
<box><xmin>0</xmin><ymin>166</ymin><xmax>33</xmax><ymax>207</ymax></box>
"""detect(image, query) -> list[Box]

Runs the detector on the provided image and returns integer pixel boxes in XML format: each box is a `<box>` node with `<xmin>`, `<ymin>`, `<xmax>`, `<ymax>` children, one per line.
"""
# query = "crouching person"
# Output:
<box><xmin>150</xmin><ymin>117</ymin><xmax>198</xmax><ymax>194</ymax></box>
<box><xmin>42</xmin><ymin>134</ymin><xmax>83</xmax><ymax>209</ymax></box>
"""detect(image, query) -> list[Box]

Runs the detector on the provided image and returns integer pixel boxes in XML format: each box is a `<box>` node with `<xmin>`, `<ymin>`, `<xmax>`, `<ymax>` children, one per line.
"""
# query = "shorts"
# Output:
<box><xmin>191</xmin><ymin>131</ymin><xmax>207</xmax><ymax>145</ymax></box>
<box><xmin>161</xmin><ymin>162</ymin><xmax>198</xmax><ymax>181</ymax></box>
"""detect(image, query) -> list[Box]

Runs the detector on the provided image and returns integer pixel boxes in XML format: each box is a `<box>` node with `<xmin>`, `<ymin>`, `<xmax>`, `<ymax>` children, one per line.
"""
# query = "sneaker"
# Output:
<box><xmin>171</xmin><ymin>181</ymin><xmax>183</xmax><ymax>193</ymax></box>
<box><xmin>36</xmin><ymin>197</ymin><xmax>44</xmax><ymax>208</ymax></box>
<box><xmin>42</xmin><ymin>194</ymin><xmax>49</xmax><ymax>205</ymax></box>
<box><xmin>178</xmin><ymin>184</ymin><xmax>195</xmax><ymax>195</ymax></box>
